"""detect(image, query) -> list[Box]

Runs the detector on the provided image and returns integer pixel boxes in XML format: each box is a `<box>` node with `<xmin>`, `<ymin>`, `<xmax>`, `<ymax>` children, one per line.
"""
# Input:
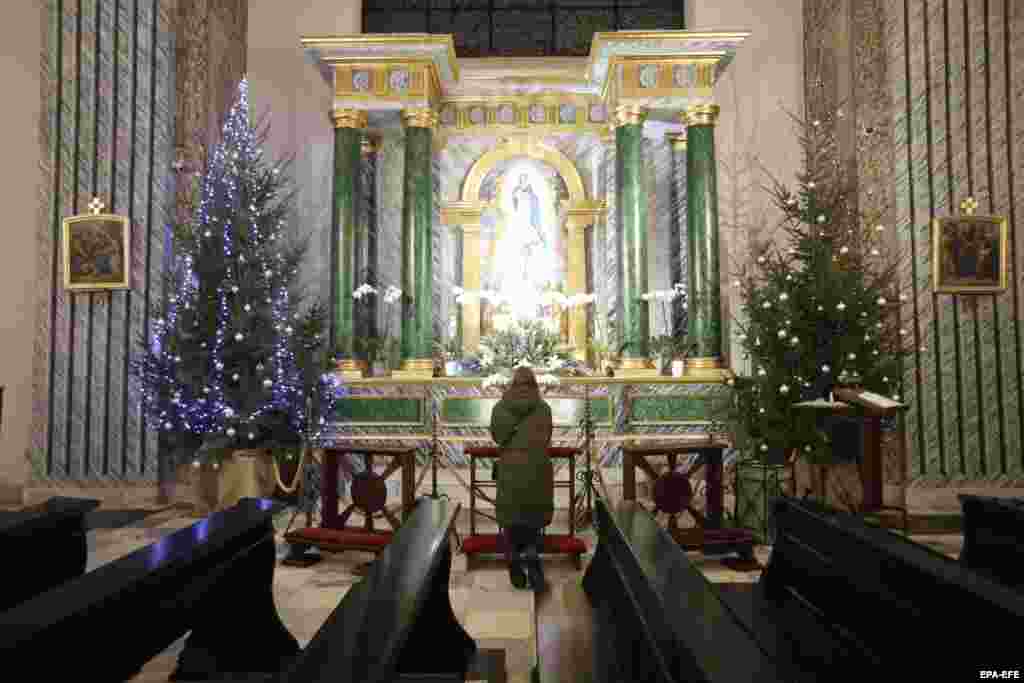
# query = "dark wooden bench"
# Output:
<box><xmin>535</xmin><ymin>498</ymin><xmax>783</xmax><ymax>682</ymax></box>
<box><xmin>0</xmin><ymin>497</ymin><xmax>299</xmax><ymax>681</ymax></box>
<box><xmin>959</xmin><ymin>494</ymin><xmax>1024</xmax><ymax>591</ymax></box>
<box><xmin>280</xmin><ymin>497</ymin><xmax>477</xmax><ymax>682</ymax></box>
<box><xmin>721</xmin><ymin>496</ymin><xmax>1024</xmax><ymax>679</ymax></box>
<box><xmin>0</xmin><ymin>496</ymin><xmax>99</xmax><ymax>611</ymax></box>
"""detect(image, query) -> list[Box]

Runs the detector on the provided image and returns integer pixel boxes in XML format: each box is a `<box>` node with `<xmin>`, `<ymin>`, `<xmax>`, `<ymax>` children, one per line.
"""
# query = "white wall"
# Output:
<box><xmin>246</xmin><ymin>0</ymin><xmax>362</xmax><ymax>303</ymax></box>
<box><xmin>0</xmin><ymin>1</ymin><xmax>43</xmax><ymax>503</ymax></box>
<box><xmin>690</xmin><ymin>0</ymin><xmax>805</xmax><ymax>373</ymax></box>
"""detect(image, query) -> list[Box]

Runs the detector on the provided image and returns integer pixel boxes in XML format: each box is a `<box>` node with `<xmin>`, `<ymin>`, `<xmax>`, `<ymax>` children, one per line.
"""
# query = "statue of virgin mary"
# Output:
<box><xmin>495</xmin><ymin>173</ymin><xmax>557</xmax><ymax>316</ymax></box>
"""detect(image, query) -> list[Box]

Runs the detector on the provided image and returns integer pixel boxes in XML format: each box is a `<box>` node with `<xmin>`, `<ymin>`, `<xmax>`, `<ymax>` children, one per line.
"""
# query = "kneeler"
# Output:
<box><xmin>462</xmin><ymin>446</ymin><xmax>588</xmax><ymax>569</ymax></box>
<box><xmin>283</xmin><ymin>447</ymin><xmax>416</xmax><ymax>566</ymax></box>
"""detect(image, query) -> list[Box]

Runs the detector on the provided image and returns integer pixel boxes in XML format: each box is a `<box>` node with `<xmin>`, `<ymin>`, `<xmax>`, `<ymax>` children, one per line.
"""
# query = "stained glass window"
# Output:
<box><xmin>363</xmin><ymin>1</ymin><xmax>685</xmax><ymax>58</ymax></box>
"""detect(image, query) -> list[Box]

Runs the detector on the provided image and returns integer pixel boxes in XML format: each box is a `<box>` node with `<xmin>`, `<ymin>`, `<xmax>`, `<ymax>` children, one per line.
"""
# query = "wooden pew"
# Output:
<box><xmin>561</xmin><ymin>498</ymin><xmax>785</xmax><ymax>682</ymax></box>
<box><xmin>551</xmin><ymin>496</ymin><xmax>1024</xmax><ymax>683</ymax></box>
<box><xmin>730</xmin><ymin>496</ymin><xmax>1024</xmax><ymax>679</ymax></box>
<box><xmin>0</xmin><ymin>497</ymin><xmax>299</xmax><ymax>681</ymax></box>
<box><xmin>0</xmin><ymin>496</ymin><xmax>100</xmax><ymax>611</ymax></box>
<box><xmin>958</xmin><ymin>494</ymin><xmax>1024</xmax><ymax>591</ymax></box>
<box><xmin>280</xmin><ymin>496</ymin><xmax>476</xmax><ymax>682</ymax></box>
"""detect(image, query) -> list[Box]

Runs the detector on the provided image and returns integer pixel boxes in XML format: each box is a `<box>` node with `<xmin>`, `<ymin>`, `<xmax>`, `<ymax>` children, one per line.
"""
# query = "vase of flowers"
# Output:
<box><xmin>642</xmin><ymin>283</ymin><xmax>688</xmax><ymax>375</ymax></box>
<box><xmin>352</xmin><ymin>281</ymin><xmax>402</xmax><ymax>375</ymax></box>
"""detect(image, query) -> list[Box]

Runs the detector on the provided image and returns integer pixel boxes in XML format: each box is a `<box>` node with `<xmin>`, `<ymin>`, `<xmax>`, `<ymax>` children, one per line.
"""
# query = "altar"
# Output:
<box><xmin>294</xmin><ymin>29</ymin><xmax>753</xmax><ymax>541</ymax></box>
<box><xmin>301</xmin><ymin>29</ymin><xmax>749</xmax><ymax>381</ymax></box>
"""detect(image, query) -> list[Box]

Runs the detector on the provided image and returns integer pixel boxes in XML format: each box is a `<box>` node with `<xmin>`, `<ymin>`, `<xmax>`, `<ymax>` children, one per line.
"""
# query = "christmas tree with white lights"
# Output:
<box><xmin>732</xmin><ymin>109</ymin><xmax>921</xmax><ymax>463</ymax></box>
<box><xmin>133</xmin><ymin>78</ymin><xmax>342</xmax><ymax>464</ymax></box>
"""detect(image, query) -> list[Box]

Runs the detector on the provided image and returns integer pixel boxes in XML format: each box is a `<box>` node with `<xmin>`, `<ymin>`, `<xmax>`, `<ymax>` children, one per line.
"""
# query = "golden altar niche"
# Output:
<box><xmin>442</xmin><ymin>137</ymin><xmax>603</xmax><ymax>361</ymax></box>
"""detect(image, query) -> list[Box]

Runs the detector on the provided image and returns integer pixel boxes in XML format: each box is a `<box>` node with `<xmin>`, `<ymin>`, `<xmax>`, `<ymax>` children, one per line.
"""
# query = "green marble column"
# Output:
<box><xmin>399</xmin><ymin>108</ymin><xmax>437</xmax><ymax>373</ymax></box>
<box><xmin>685</xmin><ymin>105</ymin><xmax>724</xmax><ymax>369</ymax></box>
<box><xmin>331</xmin><ymin>109</ymin><xmax>367</xmax><ymax>358</ymax></box>
<box><xmin>614</xmin><ymin>105</ymin><xmax>651</xmax><ymax>366</ymax></box>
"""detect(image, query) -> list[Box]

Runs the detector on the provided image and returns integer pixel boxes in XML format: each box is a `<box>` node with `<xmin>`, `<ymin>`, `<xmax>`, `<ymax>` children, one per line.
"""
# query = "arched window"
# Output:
<box><xmin>362</xmin><ymin>1</ymin><xmax>685</xmax><ymax>58</ymax></box>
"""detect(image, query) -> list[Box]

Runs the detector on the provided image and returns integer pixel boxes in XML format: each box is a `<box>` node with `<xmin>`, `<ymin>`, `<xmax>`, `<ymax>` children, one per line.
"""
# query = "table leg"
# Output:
<box><xmin>861</xmin><ymin>417</ymin><xmax>883</xmax><ymax>512</ymax></box>
<box><xmin>323</xmin><ymin>451</ymin><xmax>340</xmax><ymax>529</ymax></box>
<box><xmin>704</xmin><ymin>448</ymin><xmax>723</xmax><ymax>529</ymax></box>
<box><xmin>469</xmin><ymin>457</ymin><xmax>476</xmax><ymax>537</ymax></box>
<box><xmin>623</xmin><ymin>451</ymin><xmax>636</xmax><ymax>501</ymax></box>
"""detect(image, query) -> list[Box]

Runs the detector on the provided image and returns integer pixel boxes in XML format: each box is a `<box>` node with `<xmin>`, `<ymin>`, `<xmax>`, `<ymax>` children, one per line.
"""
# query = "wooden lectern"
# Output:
<box><xmin>833</xmin><ymin>387</ymin><xmax>909</xmax><ymax>519</ymax></box>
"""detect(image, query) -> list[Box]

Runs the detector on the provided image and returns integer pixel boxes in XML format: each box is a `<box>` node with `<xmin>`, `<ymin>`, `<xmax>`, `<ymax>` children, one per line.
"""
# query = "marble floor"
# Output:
<box><xmin>65</xmin><ymin>504</ymin><xmax>962</xmax><ymax>682</ymax></box>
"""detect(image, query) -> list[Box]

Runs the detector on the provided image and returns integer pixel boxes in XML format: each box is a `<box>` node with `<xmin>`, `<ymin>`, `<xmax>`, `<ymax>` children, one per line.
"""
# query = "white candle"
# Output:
<box><xmin>829</xmin><ymin>391</ymin><xmax>834</xmax><ymax>403</ymax></box>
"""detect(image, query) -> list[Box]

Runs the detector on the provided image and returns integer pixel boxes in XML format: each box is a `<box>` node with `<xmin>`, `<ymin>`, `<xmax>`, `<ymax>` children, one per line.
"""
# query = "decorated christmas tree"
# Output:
<box><xmin>132</xmin><ymin>78</ymin><xmax>342</xmax><ymax>464</ymax></box>
<box><xmin>732</xmin><ymin>109</ymin><xmax>922</xmax><ymax>463</ymax></box>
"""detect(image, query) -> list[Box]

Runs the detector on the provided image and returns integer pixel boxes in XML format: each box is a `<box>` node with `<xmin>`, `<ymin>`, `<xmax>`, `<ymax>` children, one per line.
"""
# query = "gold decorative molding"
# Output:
<box><xmin>618</xmin><ymin>357</ymin><xmax>660</xmax><ymax>378</ymax></box>
<box><xmin>360</xmin><ymin>134</ymin><xmax>381</xmax><ymax>155</ymax></box>
<box><xmin>439</xmin><ymin>201</ymin><xmax>484</xmax><ymax>226</ymax></box>
<box><xmin>332</xmin><ymin>108</ymin><xmax>368</xmax><ymax>129</ymax></box>
<box><xmin>666</xmin><ymin>132</ymin><xmax>687</xmax><ymax>150</ymax></box>
<box><xmin>461</xmin><ymin>138</ymin><xmax>586</xmax><ymax>202</ymax></box>
<box><xmin>686</xmin><ymin>356</ymin><xmax>722</xmax><ymax>369</ymax></box>
<box><xmin>435</xmin><ymin>97</ymin><xmax>608</xmax><ymax>133</ymax></box>
<box><xmin>332</xmin><ymin>60</ymin><xmax>440</xmax><ymax>102</ymax></box>
<box><xmin>565</xmin><ymin>200</ymin><xmax>606</xmax><ymax>229</ymax></box>
<box><xmin>301</xmin><ymin>33</ymin><xmax>459</xmax><ymax>81</ymax></box>
<box><xmin>402</xmin><ymin>107</ymin><xmax>439</xmax><ymax>128</ymax></box>
<box><xmin>685</xmin><ymin>104</ymin><xmax>721</xmax><ymax>127</ymax></box>
<box><xmin>336</xmin><ymin>358</ymin><xmax>368</xmax><ymax>380</ymax></box>
<box><xmin>611</xmin><ymin>103</ymin><xmax>647</xmax><ymax>128</ymax></box>
<box><xmin>393</xmin><ymin>359</ymin><xmax>435</xmax><ymax>378</ymax></box>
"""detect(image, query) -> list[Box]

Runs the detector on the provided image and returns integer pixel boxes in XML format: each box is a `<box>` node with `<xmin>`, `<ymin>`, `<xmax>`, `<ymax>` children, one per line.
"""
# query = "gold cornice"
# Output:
<box><xmin>590</xmin><ymin>30</ymin><xmax>751</xmax><ymax>47</ymax></box>
<box><xmin>611</xmin><ymin>103</ymin><xmax>647</xmax><ymax>128</ymax></box>
<box><xmin>402</xmin><ymin>108</ymin><xmax>439</xmax><ymax>128</ymax></box>
<box><xmin>332</xmin><ymin>108</ymin><xmax>368</xmax><ymax>129</ymax></box>
<box><xmin>685</xmin><ymin>104</ymin><xmax>721</xmax><ymax>127</ymax></box>
<box><xmin>300</xmin><ymin>34</ymin><xmax>460</xmax><ymax>81</ymax></box>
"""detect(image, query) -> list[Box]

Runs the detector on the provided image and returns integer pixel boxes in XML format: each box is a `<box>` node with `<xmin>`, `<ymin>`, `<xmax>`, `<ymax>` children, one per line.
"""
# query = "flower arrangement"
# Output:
<box><xmin>641</xmin><ymin>283</ymin><xmax>688</xmax><ymax>361</ymax></box>
<box><xmin>348</xmin><ymin>282</ymin><xmax>403</xmax><ymax>367</ymax></box>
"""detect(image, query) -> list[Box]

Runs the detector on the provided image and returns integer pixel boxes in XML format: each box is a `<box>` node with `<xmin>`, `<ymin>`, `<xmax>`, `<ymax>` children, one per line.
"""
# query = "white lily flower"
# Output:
<box><xmin>482</xmin><ymin>373</ymin><xmax>511</xmax><ymax>389</ymax></box>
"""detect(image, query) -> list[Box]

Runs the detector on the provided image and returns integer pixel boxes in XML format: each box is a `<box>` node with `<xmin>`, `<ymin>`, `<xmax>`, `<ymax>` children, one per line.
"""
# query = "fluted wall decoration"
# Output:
<box><xmin>806</xmin><ymin>0</ymin><xmax>1024</xmax><ymax>481</ymax></box>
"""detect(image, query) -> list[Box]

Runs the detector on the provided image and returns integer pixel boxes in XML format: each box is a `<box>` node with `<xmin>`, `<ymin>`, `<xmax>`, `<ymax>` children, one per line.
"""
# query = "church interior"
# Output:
<box><xmin>2</xmin><ymin>0</ymin><xmax>1024</xmax><ymax>680</ymax></box>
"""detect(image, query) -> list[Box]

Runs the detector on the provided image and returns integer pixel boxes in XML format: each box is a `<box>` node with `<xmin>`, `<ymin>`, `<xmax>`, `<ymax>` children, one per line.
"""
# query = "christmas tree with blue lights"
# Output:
<box><xmin>133</xmin><ymin>78</ymin><xmax>343</xmax><ymax>464</ymax></box>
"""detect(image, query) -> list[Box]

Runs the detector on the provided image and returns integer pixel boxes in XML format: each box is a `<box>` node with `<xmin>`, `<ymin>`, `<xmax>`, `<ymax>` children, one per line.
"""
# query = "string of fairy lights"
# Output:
<box><xmin>136</xmin><ymin>78</ymin><xmax>343</xmax><ymax>454</ymax></box>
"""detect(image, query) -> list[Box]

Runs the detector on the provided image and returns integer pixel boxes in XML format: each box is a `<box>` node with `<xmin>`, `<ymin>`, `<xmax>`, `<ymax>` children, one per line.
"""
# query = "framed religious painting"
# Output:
<box><xmin>62</xmin><ymin>198</ymin><xmax>131</xmax><ymax>291</ymax></box>
<box><xmin>932</xmin><ymin>201</ymin><xmax>1008</xmax><ymax>294</ymax></box>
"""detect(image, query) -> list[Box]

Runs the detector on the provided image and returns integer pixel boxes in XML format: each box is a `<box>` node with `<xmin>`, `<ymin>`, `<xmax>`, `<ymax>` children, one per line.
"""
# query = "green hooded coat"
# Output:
<box><xmin>490</xmin><ymin>369</ymin><xmax>555</xmax><ymax>529</ymax></box>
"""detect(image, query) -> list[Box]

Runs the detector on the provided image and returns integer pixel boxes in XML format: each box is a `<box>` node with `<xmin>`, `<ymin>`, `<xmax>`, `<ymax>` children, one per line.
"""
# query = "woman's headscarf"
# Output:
<box><xmin>500</xmin><ymin>367</ymin><xmax>542</xmax><ymax>416</ymax></box>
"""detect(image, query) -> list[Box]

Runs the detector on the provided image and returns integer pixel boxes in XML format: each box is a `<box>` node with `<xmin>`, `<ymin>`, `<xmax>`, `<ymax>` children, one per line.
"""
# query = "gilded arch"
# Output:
<box><xmin>461</xmin><ymin>138</ymin><xmax>587</xmax><ymax>203</ymax></box>
<box><xmin>445</xmin><ymin>138</ymin><xmax>602</xmax><ymax>358</ymax></box>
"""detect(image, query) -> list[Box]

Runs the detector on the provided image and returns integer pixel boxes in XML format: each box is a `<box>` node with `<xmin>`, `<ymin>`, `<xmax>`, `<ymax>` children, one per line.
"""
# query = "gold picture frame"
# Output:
<box><xmin>62</xmin><ymin>208</ymin><xmax>130</xmax><ymax>292</ymax></box>
<box><xmin>931</xmin><ymin>213</ymin><xmax>1008</xmax><ymax>294</ymax></box>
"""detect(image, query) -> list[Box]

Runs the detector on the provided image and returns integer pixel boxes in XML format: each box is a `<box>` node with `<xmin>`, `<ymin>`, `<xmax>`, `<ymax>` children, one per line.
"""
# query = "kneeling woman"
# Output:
<box><xmin>490</xmin><ymin>367</ymin><xmax>554</xmax><ymax>591</ymax></box>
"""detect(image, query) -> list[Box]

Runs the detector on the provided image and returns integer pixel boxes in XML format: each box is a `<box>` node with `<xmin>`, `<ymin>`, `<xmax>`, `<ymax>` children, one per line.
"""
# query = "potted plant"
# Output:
<box><xmin>642</xmin><ymin>283</ymin><xmax>687</xmax><ymax>375</ymax></box>
<box><xmin>434</xmin><ymin>335</ymin><xmax>463</xmax><ymax>376</ymax></box>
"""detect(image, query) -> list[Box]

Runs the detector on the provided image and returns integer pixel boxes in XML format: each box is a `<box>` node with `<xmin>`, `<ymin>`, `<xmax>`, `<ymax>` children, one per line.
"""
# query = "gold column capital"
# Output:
<box><xmin>684</xmin><ymin>104</ymin><xmax>721</xmax><ymax>127</ymax></box>
<box><xmin>401</xmin><ymin>108</ymin><xmax>439</xmax><ymax>129</ymax></box>
<box><xmin>611</xmin><ymin>104</ymin><xmax>647</xmax><ymax>128</ymax></box>
<box><xmin>360</xmin><ymin>134</ymin><xmax>381</xmax><ymax>156</ymax></box>
<box><xmin>332</xmin><ymin>108</ymin><xmax>368</xmax><ymax>129</ymax></box>
<box><xmin>666</xmin><ymin>132</ymin><xmax>687</xmax><ymax>150</ymax></box>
